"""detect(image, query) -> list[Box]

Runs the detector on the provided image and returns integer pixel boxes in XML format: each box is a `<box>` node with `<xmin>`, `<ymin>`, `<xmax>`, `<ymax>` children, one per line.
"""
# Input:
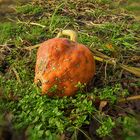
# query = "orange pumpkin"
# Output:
<box><xmin>34</xmin><ymin>30</ymin><xmax>95</xmax><ymax>96</ymax></box>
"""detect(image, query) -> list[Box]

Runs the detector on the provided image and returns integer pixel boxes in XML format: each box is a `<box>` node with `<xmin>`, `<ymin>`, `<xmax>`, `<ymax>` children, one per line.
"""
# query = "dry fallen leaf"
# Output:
<box><xmin>99</xmin><ymin>100</ymin><xmax>108</xmax><ymax>111</ymax></box>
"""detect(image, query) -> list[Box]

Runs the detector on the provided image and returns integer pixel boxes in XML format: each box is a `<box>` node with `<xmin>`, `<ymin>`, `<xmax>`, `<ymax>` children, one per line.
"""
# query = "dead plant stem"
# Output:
<box><xmin>118</xmin><ymin>95</ymin><xmax>140</xmax><ymax>103</ymax></box>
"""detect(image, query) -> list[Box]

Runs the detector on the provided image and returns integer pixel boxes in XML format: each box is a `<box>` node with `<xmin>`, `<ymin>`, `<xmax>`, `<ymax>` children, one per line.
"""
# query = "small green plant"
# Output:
<box><xmin>96</xmin><ymin>116</ymin><xmax>115</xmax><ymax>137</ymax></box>
<box><xmin>116</xmin><ymin>116</ymin><xmax>140</xmax><ymax>140</ymax></box>
<box><xmin>93</xmin><ymin>84</ymin><xmax>125</xmax><ymax>104</ymax></box>
<box><xmin>0</xmin><ymin>79</ymin><xmax>95</xmax><ymax>139</ymax></box>
<box><xmin>75</xmin><ymin>82</ymin><xmax>86</xmax><ymax>93</ymax></box>
<box><xmin>117</xmin><ymin>116</ymin><xmax>138</xmax><ymax>134</ymax></box>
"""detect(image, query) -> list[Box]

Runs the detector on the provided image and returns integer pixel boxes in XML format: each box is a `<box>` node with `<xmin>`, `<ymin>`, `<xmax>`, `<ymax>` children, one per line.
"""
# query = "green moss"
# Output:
<box><xmin>130</xmin><ymin>22</ymin><xmax>140</xmax><ymax>31</ymax></box>
<box><xmin>0</xmin><ymin>22</ymin><xmax>16</xmax><ymax>44</ymax></box>
<box><xmin>126</xmin><ymin>6</ymin><xmax>140</xmax><ymax>11</ymax></box>
<box><xmin>0</xmin><ymin>22</ymin><xmax>49</xmax><ymax>46</ymax></box>
<box><xmin>16</xmin><ymin>4</ymin><xmax>43</xmax><ymax>15</ymax></box>
<box><xmin>21</xmin><ymin>26</ymin><xmax>48</xmax><ymax>44</ymax></box>
<box><xmin>49</xmin><ymin>15</ymin><xmax>73</xmax><ymax>32</ymax></box>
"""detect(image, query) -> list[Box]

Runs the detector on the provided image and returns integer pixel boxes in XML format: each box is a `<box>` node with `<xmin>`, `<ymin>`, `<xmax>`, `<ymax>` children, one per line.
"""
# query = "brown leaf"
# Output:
<box><xmin>99</xmin><ymin>101</ymin><xmax>108</xmax><ymax>111</ymax></box>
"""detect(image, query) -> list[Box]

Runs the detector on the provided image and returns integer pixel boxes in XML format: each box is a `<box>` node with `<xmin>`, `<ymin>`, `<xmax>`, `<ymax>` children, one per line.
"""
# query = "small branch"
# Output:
<box><xmin>119</xmin><ymin>64</ymin><xmax>140</xmax><ymax>77</ymax></box>
<box><xmin>74</xmin><ymin>127</ymin><xmax>91</xmax><ymax>140</ymax></box>
<box><xmin>104</xmin><ymin>62</ymin><xmax>108</xmax><ymax>82</ymax></box>
<box><xmin>8</xmin><ymin>18</ymin><xmax>46</xmax><ymax>28</ymax></box>
<box><xmin>118</xmin><ymin>95</ymin><xmax>140</xmax><ymax>103</ymax></box>
<box><xmin>28</xmin><ymin>22</ymin><xmax>46</xmax><ymax>28</ymax></box>
<box><xmin>92</xmin><ymin>50</ymin><xmax>140</xmax><ymax>77</ymax></box>
<box><xmin>88</xmin><ymin>95</ymin><xmax>140</xmax><ymax>105</ymax></box>
<box><xmin>24</xmin><ymin>44</ymin><xmax>40</xmax><ymax>51</ymax></box>
<box><xmin>0</xmin><ymin>44</ymin><xmax>12</xmax><ymax>47</ymax></box>
<box><xmin>12</xmin><ymin>67</ymin><xmax>21</xmax><ymax>84</ymax></box>
<box><xmin>17</xmin><ymin>20</ymin><xmax>46</xmax><ymax>28</ymax></box>
<box><xmin>0</xmin><ymin>44</ymin><xmax>13</xmax><ymax>49</ymax></box>
<box><xmin>93</xmin><ymin>56</ymin><xmax>116</xmax><ymax>65</ymax></box>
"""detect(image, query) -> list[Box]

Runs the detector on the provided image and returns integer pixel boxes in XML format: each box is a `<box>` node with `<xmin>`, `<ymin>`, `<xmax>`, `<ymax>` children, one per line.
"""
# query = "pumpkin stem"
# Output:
<box><xmin>56</xmin><ymin>30</ymin><xmax>77</xmax><ymax>42</ymax></box>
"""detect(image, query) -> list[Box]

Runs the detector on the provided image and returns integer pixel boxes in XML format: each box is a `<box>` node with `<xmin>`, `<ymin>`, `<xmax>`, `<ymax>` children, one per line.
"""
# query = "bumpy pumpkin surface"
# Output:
<box><xmin>34</xmin><ymin>38</ymin><xmax>95</xmax><ymax>96</ymax></box>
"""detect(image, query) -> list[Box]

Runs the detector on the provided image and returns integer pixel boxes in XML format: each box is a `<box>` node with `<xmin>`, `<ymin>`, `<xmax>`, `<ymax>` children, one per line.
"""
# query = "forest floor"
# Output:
<box><xmin>0</xmin><ymin>0</ymin><xmax>140</xmax><ymax>140</ymax></box>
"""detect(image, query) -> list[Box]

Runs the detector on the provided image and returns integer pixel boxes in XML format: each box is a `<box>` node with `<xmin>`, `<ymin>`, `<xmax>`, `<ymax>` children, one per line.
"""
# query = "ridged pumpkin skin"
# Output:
<box><xmin>34</xmin><ymin>38</ymin><xmax>95</xmax><ymax>97</ymax></box>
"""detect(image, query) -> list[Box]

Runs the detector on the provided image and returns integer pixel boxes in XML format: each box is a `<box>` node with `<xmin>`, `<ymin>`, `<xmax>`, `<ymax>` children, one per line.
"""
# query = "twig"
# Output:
<box><xmin>90</xmin><ymin>49</ymin><xmax>111</xmax><ymax>59</ymax></box>
<box><xmin>0</xmin><ymin>44</ymin><xmax>11</xmax><ymax>47</ymax></box>
<box><xmin>93</xmin><ymin>56</ymin><xmax>116</xmax><ymax>65</ymax></box>
<box><xmin>12</xmin><ymin>67</ymin><xmax>21</xmax><ymax>84</ymax></box>
<box><xmin>91</xmin><ymin>49</ymin><xmax>140</xmax><ymax>77</ymax></box>
<box><xmin>119</xmin><ymin>64</ymin><xmax>140</xmax><ymax>77</ymax></box>
<box><xmin>118</xmin><ymin>95</ymin><xmax>140</xmax><ymax>103</ymax></box>
<box><xmin>74</xmin><ymin>127</ymin><xmax>91</xmax><ymax>140</ymax></box>
<box><xmin>8</xmin><ymin>18</ymin><xmax>46</xmax><ymax>28</ymax></box>
<box><xmin>104</xmin><ymin>61</ymin><xmax>109</xmax><ymax>83</ymax></box>
<box><xmin>24</xmin><ymin>44</ymin><xmax>41</xmax><ymax>51</ymax></box>
<box><xmin>17</xmin><ymin>20</ymin><xmax>46</xmax><ymax>28</ymax></box>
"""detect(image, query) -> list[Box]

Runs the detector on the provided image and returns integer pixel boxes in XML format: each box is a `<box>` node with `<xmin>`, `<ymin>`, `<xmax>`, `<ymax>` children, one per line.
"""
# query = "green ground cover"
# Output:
<box><xmin>0</xmin><ymin>0</ymin><xmax>140</xmax><ymax>140</ymax></box>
